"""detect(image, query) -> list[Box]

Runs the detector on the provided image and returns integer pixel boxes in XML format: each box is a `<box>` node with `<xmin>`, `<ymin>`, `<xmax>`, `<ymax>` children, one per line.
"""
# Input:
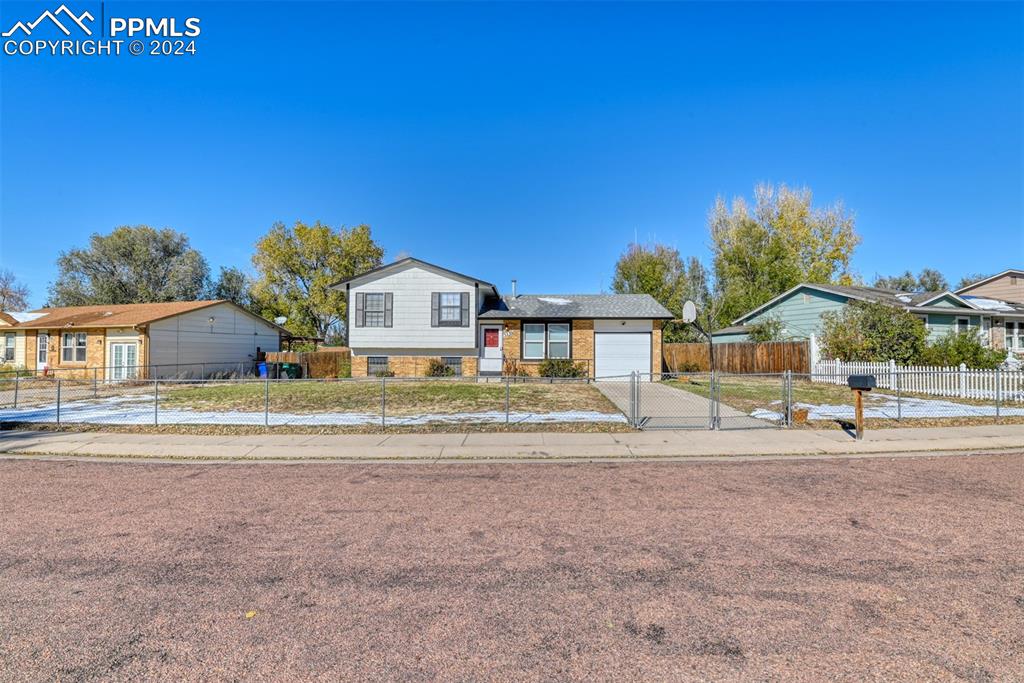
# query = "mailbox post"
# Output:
<box><xmin>847</xmin><ymin>374</ymin><xmax>877</xmax><ymax>440</ymax></box>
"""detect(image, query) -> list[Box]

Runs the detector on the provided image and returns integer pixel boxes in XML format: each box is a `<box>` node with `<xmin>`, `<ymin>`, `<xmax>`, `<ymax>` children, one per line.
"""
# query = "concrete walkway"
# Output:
<box><xmin>0</xmin><ymin>424</ymin><xmax>1020</xmax><ymax>462</ymax></box>
<box><xmin>596</xmin><ymin>380</ymin><xmax>766</xmax><ymax>429</ymax></box>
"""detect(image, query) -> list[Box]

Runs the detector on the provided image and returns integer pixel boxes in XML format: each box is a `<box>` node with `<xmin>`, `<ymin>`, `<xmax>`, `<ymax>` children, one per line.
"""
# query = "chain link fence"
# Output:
<box><xmin>0</xmin><ymin>375</ymin><xmax>629</xmax><ymax>428</ymax></box>
<box><xmin>2</xmin><ymin>368</ymin><xmax>1018</xmax><ymax>430</ymax></box>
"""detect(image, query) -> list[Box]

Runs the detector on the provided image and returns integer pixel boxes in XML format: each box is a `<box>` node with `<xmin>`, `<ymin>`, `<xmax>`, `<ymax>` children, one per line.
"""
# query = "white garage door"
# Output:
<box><xmin>595</xmin><ymin>332</ymin><xmax>651</xmax><ymax>380</ymax></box>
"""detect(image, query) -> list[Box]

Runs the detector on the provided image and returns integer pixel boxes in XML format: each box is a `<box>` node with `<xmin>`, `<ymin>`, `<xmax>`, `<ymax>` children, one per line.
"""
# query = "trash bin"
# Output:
<box><xmin>280</xmin><ymin>363</ymin><xmax>302</xmax><ymax>379</ymax></box>
<box><xmin>257</xmin><ymin>362</ymin><xmax>268</xmax><ymax>378</ymax></box>
<box><xmin>266</xmin><ymin>362</ymin><xmax>281</xmax><ymax>379</ymax></box>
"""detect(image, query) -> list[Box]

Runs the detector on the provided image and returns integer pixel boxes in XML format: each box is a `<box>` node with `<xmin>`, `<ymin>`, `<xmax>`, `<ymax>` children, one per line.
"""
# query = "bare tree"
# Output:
<box><xmin>0</xmin><ymin>270</ymin><xmax>30</xmax><ymax>311</ymax></box>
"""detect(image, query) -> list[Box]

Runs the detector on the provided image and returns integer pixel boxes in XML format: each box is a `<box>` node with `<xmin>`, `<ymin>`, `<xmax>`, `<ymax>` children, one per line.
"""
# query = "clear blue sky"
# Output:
<box><xmin>1</xmin><ymin>1</ymin><xmax>1022</xmax><ymax>308</ymax></box>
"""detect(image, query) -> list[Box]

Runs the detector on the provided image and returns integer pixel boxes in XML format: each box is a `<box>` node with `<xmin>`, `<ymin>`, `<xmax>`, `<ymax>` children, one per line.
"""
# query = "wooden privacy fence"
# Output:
<box><xmin>663</xmin><ymin>341</ymin><xmax>810</xmax><ymax>374</ymax></box>
<box><xmin>265</xmin><ymin>349</ymin><xmax>352</xmax><ymax>378</ymax></box>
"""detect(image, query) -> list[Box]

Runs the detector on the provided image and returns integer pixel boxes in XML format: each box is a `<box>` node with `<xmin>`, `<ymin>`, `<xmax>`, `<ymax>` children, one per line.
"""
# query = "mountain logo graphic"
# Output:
<box><xmin>3</xmin><ymin>4</ymin><xmax>95</xmax><ymax>37</ymax></box>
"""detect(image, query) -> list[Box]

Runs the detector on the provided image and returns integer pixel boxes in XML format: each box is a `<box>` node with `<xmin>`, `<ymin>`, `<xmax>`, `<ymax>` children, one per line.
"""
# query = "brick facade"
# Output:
<box><xmin>350</xmin><ymin>353</ymin><xmax>479</xmax><ymax>378</ymax></box>
<box><xmin>349</xmin><ymin>317</ymin><xmax>661</xmax><ymax>379</ymax></box>
<box><xmin>571</xmin><ymin>320</ymin><xmax>595</xmax><ymax>378</ymax></box>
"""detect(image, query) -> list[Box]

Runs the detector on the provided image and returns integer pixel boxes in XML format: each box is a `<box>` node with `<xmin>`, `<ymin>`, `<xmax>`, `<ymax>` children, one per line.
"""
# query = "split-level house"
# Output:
<box><xmin>332</xmin><ymin>257</ymin><xmax>672</xmax><ymax>378</ymax></box>
<box><xmin>714</xmin><ymin>268</ymin><xmax>1024</xmax><ymax>355</ymax></box>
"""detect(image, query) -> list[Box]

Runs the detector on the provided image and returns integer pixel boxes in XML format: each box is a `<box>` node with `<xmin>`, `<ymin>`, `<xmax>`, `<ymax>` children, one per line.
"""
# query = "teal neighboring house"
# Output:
<box><xmin>714</xmin><ymin>277</ymin><xmax>1024</xmax><ymax>359</ymax></box>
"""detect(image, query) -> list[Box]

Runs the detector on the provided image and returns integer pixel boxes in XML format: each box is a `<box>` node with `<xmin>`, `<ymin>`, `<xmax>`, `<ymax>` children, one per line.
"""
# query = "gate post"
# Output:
<box><xmin>56</xmin><ymin>379</ymin><xmax>62</xmax><ymax>427</ymax></box>
<box><xmin>13</xmin><ymin>374</ymin><xmax>19</xmax><ymax>409</ymax></box>
<box><xmin>709</xmin><ymin>371</ymin><xmax>716</xmax><ymax>430</ymax></box>
<box><xmin>154</xmin><ymin>380</ymin><xmax>159</xmax><ymax>426</ymax></box>
<box><xmin>505</xmin><ymin>374</ymin><xmax>510</xmax><ymax>424</ymax></box>
<box><xmin>995</xmin><ymin>367</ymin><xmax>1001</xmax><ymax>422</ymax></box>
<box><xmin>264</xmin><ymin>378</ymin><xmax>270</xmax><ymax>427</ymax></box>
<box><xmin>380</xmin><ymin>375</ymin><xmax>386</xmax><ymax>430</ymax></box>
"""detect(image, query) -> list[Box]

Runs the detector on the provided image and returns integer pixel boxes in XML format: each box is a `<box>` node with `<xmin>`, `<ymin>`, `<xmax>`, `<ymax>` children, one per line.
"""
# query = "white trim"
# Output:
<box><xmin>914</xmin><ymin>291</ymin><xmax>978</xmax><ymax>309</ymax></box>
<box><xmin>731</xmin><ymin>284</ymin><xmax>874</xmax><ymax>325</ymax></box>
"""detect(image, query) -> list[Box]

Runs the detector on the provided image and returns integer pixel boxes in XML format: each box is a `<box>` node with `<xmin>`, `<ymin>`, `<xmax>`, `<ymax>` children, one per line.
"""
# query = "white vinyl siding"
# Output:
<box><xmin>147</xmin><ymin>303</ymin><xmax>280</xmax><ymax>377</ymax></box>
<box><xmin>348</xmin><ymin>264</ymin><xmax>477</xmax><ymax>350</ymax></box>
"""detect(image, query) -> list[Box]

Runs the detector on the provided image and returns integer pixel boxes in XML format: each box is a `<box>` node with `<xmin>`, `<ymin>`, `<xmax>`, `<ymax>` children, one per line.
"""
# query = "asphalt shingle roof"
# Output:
<box><xmin>479</xmin><ymin>294</ymin><xmax>673</xmax><ymax>320</ymax></box>
<box><xmin>1</xmin><ymin>301</ymin><xmax>270</xmax><ymax>329</ymax></box>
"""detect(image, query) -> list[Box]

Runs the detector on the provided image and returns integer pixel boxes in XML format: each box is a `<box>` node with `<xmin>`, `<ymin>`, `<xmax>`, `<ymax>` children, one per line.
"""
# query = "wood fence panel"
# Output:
<box><xmin>663</xmin><ymin>341</ymin><xmax>809</xmax><ymax>374</ymax></box>
<box><xmin>265</xmin><ymin>349</ymin><xmax>352</xmax><ymax>378</ymax></box>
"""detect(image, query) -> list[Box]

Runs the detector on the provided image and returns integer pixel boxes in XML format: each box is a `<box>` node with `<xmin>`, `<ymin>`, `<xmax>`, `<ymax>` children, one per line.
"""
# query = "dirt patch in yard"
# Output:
<box><xmin>0</xmin><ymin>454</ymin><xmax>1021</xmax><ymax>680</ymax></box>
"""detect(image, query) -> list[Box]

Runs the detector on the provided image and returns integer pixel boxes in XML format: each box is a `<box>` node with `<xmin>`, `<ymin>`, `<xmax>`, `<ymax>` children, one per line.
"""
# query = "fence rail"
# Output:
<box><xmin>0</xmin><ymin>360</ymin><xmax>256</xmax><ymax>382</ymax></box>
<box><xmin>664</xmin><ymin>341</ymin><xmax>810</xmax><ymax>374</ymax></box>
<box><xmin>812</xmin><ymin>359</ymin><xmax>1024</xmax><ymax>402</ymax></box>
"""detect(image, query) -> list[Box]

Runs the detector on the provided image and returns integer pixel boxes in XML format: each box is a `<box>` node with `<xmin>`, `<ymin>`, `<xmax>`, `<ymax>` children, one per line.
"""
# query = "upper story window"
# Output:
<box><xmin>432</xmin><ymin>292</ymin><xmax>469</xmax><ymax>327</ymax></box>
<box><xmin>62</xmin><ymin>332</ymin><xmax>87</xmax><ymax>362</ymax></box>
<box><xmin>354</xmin><ymin>292</ymin><xmax>392</xmax><ymax>328</ymax></box>
<box><xmin>364</xmin><ymin>293</ymin><xmax>385</xmax><ymax>327</ymax></box>
<box><xmin>439</xmin><ymin>293</ymin><xmax>462</xmax><ymax>324</ymax></box>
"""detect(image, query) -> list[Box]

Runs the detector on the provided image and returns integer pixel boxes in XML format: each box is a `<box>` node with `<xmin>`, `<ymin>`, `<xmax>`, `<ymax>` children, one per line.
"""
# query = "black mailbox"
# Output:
<box><xmin>847</xmin><ymin>374</ymin><xmax>876</xmax><ymax>391</ymax></box>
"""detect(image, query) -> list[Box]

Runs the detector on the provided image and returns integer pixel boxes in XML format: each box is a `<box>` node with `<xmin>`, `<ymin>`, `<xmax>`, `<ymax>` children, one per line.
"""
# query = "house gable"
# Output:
<box><xmin>955</xmin><ymin>269</ymin><xmax>1024</xmax><ymax>303</ymax></box>
<box><xmin>347</xmin><ymin>262</ymin><xmax>480</xmax><ymax>351</ymax></box>
<box><xmin>734</xmin><ymin>285</ymin><xmax>850</xmax><ymax>339</ymax></box>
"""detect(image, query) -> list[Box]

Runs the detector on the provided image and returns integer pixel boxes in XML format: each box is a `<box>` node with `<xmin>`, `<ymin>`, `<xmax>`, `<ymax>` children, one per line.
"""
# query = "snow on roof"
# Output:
<box><xmin>536</xmin><ymin>297</ymin><xmax>573</xmax><ymax>305</ymax></box>
<box><xmin>963</xmin><ymin>296</ymin><xmax>1015</xmax><ymax>312</ymax></box>
<box><xmin>5</xmin><ymin>312</ymin><xmax>45</xmax><ymax>322</ymax></box>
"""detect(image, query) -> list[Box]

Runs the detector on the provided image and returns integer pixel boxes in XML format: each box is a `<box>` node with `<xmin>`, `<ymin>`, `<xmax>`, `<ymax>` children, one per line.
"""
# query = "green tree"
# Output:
<box><xmin>0</xmin><ymin>270</ymin><xmax>30</xmax><ymax>310</ymax></box>
<box><xmin>48</xmin><ymin>225</ymin><xmax>210</xmax><ymax>306</ymax></box>
<box><xmin>611</xmin><ymin>243</ymin><xmax>710</xmax><ymax>342</ymax></box>
<box><xmin>710</xmin><ymin>183</ymin><xmax>860</xmax><ymax>326</ymax></box>
<box><xmin>820</xmin><ymin>301</ymin><xmax>927</xmax><ymax>364</ymax></box>
<box><xmin>747</xmin><ymin>316</ymin><xmax>784</xmax><ymax>342</ymax></box>
<box><xmin>211</xmin><ymin>266</ymin><xmax>253</xmax><ymax>310</ymax></box>
<box><xmin>956</xmin><ymin>272</ymin><xmax>993</xmax><ymax>290</ymax></box>
<box><xmin>251</xmin><ymin>221</ymin><xmax>384</xmax><ymax>340</ymax></box>
<box><xmin>921</xmin><ymin>330</ymin><xmax>1005</xmax><ymax>369</ymax></box>
<box><xmin>873</xmin><ymin>268</ymin><xmax>948</xmax><ymax>292</ymax></box>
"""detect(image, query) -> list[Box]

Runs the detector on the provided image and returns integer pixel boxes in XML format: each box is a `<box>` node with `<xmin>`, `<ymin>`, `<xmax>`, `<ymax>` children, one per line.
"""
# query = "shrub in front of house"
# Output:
<box><xmin>371</xmin><ymin>368</ymin><xmax>395</xmax><ymax>378</ymax></box>
<box><xmin>538</xmin><ymin>359</ymin><xmax>588</xmax><ymax>378</ymax></box>
<box><xmin>920</xmin><ymin>330</ymin><xmax>1005</xmax><ymax>369</ymax></box>
<box><xmin>747</xmin><ymin>316</ymin><xmax>785</xmax><ymax>342</ymax></box>
<box><xmin>425</xmin><ymin>358</ymin><xmax>455</xmax><ymax>377</ymax></box>
<box><xmin>820</xmin><ymin>301</ymin><xmax>927</xmax><ymax>364</ymax></box>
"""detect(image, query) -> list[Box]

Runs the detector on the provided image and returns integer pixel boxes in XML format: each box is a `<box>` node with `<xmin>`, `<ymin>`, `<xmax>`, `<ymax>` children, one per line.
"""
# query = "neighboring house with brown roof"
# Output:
<box><xmin>0</xmin><ymin>301</ymin><xmax>284</xmax><ymax>379</ymax></box>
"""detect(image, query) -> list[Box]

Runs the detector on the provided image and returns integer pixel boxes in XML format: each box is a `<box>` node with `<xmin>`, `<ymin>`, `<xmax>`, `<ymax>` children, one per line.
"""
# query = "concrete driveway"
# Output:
<box><xmin>596</xmin><ymin>380</ymin><xmax>770</xmax><ymax>430</ymax></box>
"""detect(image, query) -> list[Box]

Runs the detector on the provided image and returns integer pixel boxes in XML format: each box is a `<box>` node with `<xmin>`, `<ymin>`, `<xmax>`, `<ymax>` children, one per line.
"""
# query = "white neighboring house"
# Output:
<box><xmin>332</xmin><ymin>257</ymin><xmax>673</xmax><ymax>378</ymax></box>
<box><xmin>0</xmin><ymin>300</ymin><xmax>284</xmax><ymax>379</ymax></box>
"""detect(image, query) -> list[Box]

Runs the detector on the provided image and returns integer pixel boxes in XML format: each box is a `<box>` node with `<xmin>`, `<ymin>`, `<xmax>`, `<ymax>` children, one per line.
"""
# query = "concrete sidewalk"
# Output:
<box><xmin>0</xmin><ymin>424</ymin><xmax>1021</xmax><ymax>462</ymax></box>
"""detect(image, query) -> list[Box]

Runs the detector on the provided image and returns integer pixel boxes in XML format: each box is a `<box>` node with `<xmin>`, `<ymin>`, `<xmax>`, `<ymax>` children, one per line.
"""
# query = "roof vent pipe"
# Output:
<box><xmin>511</xmin><ymin>279</ymin><xmax>517</xmax><ymax>298</ymax></box>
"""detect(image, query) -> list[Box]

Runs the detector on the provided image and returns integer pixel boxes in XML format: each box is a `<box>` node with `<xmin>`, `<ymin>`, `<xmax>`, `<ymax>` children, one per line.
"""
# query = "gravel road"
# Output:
<box><xmin>1</xmin><ymin>454</ymin><xmax>1021</xmax><ymax>681</ymax></box>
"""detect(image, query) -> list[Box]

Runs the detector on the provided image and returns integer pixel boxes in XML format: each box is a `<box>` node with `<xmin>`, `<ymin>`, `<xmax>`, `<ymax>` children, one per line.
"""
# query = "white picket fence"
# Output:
<box><xmin>812</xmin><ymin>359</ymin><xmax>1024</xmax><ymax>403</ymax></box>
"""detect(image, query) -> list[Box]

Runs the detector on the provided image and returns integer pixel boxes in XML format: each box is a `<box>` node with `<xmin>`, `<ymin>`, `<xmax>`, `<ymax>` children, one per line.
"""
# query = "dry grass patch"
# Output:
<box><xmin>158</xmin><ymin>379</ymin><xmax>618</xmax><ymax>416</ymax></box>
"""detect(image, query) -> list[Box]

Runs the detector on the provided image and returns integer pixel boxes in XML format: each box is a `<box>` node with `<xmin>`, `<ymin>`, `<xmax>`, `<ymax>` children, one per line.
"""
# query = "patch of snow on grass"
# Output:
<box><xmin>0</xmin><ymin>396</ymin><xmax>626</xmax><ymax>426</ymax></box>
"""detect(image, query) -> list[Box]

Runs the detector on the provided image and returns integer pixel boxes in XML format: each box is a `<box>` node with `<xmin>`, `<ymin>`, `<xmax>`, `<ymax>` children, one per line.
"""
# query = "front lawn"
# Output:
<box><xmin>664</xmin><ymin>375</ymin><xmax>1015</xmax><ymax>427</ymax></box>
<box><xmin>158</xmin><ymin>379</ymin><xmax>618</xmax><ymax>416</ymax></box>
